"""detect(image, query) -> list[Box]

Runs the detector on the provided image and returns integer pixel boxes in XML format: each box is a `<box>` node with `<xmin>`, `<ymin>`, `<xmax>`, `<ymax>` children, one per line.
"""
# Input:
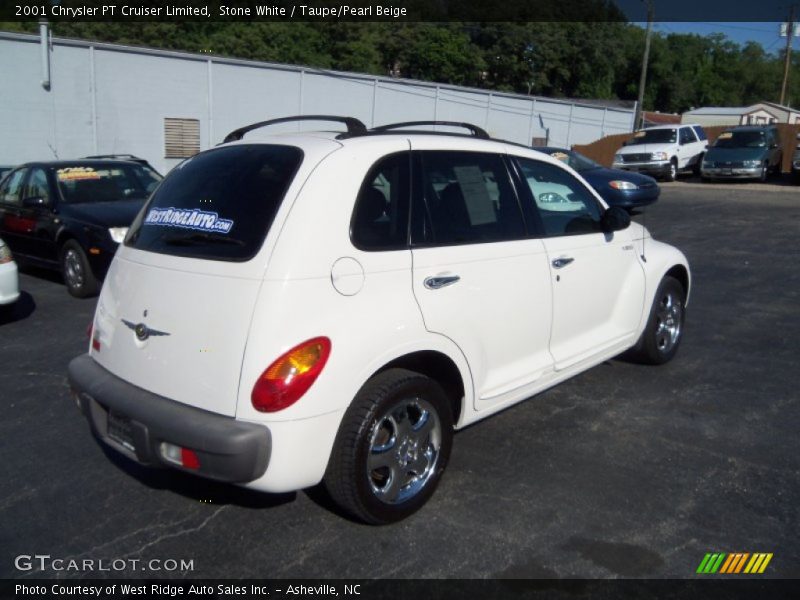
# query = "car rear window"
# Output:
<box><xmin>125</xmin><ymin>145</ymin><xmax>303</xmax><ymax>261</ymax></box>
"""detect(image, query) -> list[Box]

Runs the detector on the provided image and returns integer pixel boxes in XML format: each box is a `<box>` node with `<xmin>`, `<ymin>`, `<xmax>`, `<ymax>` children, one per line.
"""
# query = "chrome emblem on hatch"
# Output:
<box><xmin>121</xmin><ymin>319</ymin><xmax>171</xmax><ymax>341</ymax></box>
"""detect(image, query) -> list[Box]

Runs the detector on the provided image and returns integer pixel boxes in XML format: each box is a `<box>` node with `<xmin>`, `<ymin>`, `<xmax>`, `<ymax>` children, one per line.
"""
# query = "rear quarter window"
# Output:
<box><xmin>126</xmin><ymin>145</ymin><xmax>303</xmax><ymax>261</ymax></box>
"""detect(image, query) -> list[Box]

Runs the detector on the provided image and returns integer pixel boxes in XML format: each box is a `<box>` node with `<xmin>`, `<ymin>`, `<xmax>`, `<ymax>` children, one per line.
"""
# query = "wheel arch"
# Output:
<box><xmin>373</xmin><ymin>350</ymin><xmax>466</xmax><ymax>427</ymax></box>
<box><xmin>664</xmin><ymin>263</ymin><xmax>690</xmax><ymax>305</ymax></box>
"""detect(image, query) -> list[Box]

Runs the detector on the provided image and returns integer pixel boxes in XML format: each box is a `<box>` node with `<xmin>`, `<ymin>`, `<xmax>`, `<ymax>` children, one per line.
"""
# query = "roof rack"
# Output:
<box><xmin>223</xmin><ymin>115</ymin><xmax>367</xmax><ymax>143</ymax></box>
<box><xmin>368</xmin><ymin>121</ymin><xmax>490</xmax><ymax>139</ymax></box>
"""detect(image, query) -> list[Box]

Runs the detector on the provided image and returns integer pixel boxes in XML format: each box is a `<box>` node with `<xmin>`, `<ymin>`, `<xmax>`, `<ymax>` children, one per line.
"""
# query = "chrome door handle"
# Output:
<box><xmin>551</xmin><ymin>257</ymin><xmax>574</xmax><ymax>269</ymax></box>
<box><xmin>424</xmin><ymin>275</ymin><xmax>460</xmax><ymax>290</ymax></box>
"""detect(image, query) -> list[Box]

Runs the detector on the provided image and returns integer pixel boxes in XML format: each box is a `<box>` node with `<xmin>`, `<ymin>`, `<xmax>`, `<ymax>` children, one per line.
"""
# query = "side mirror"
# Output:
<box><xmin>601</xmin><ymin>206</ymin><xmax>631</xmax><ymax>233</ymax></box>
<box><xmin>621</xmin><ymin>140</ymin><xmax>628</xmax><ymax>147</ymax></box>
<box><xmin>22</xmin><ymin>196</ymin><xmax>46</xmax><ymax>207</ymax></box>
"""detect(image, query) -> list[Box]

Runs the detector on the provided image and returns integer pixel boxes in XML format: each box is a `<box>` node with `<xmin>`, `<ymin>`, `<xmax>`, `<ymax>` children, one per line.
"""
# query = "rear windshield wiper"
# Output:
<box><xmin>162</xmin><ymin>232</ymin><xmax>245</xmax><ymax>246</ymax></box>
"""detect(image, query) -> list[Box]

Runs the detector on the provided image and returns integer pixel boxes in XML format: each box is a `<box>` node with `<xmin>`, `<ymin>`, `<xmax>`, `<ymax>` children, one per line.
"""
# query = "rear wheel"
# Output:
<box><xmin>626</xmin><ymin>276</ymin><xmax>686</xmax><ymax>365</ymax></box>
<box><xmin>60</xmin><ymin>240</ymin><xmax>98</xmax><ymax>298</ymax></box>
<box><xmin>324</xmin><ymin>368</ymin><xmax>453</xmax><ymax>525</ymax></box>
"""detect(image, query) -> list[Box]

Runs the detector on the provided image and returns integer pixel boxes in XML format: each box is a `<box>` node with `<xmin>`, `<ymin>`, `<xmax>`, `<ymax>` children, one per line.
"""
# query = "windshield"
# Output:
<box><xmin>626</xmin><ymin>129</ymin><xmax>677</xmax><ymax>146</ymax></box>
<box><xmin>544</xmin><ymin>150</ymin><xmax>601</xmax><ymax>172</ymax></box>
<box><xmin>126</xmin><ymin>145</ymin><xmax>303</xmax><ymax>262</ymax></box>
<box><xmin>54</xmin><ymin>163</ymin><xmax>162</xmax><ymax>204</ymax></box>
<box><xmin>713</xmin><ymin>131</ymin><xmax>767</xmax><ymax>148</ymax></box>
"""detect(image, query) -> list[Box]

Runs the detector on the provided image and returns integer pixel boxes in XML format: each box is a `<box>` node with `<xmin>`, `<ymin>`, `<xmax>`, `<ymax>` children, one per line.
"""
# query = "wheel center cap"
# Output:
<box><xmin>397</xmin><ymin>438</ymin><xmax>418</xmax><ymax>465</ymax></box>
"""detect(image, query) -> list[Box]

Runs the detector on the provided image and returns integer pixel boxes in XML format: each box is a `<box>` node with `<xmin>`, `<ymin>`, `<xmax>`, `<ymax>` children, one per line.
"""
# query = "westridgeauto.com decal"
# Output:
<box><xmin>144</xmin><ymin>207</ymin><xmax>234</xmax><ymax>233</ymax></box>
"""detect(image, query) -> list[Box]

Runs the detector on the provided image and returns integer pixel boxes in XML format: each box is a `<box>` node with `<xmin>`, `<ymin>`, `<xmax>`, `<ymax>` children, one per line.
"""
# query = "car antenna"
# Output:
<box><xmin>47</xmin><ymin>141</ymin><xmax>59</xmax><ymax>159</ymax></box>
<box><xmin>641</xmin><ymin>206</ymin><xmax>647</xmax><ymax>263</ymax></box>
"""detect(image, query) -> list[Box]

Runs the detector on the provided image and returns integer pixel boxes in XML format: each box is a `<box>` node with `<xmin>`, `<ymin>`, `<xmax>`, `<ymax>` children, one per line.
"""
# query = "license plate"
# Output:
<box><xmin>721</xmin><ymin>169</ymin><xmax>732</xmax><ymax>175</ymax></box>
<box><xmin>107</xmin><ymin>411</ymin><xmax>135</xmax><ymax>452</ymax></box>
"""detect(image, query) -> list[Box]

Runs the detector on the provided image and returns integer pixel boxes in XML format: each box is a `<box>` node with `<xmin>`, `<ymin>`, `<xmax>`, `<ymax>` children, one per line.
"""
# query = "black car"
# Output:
<box><xmin>0</xmin><ymin>160</ymin><xmax>161</xmax><ymax>297</ymax></box>
<box><xmin>534</xmin><ymin>147</ymin><xmax>660</xmax><ymax>209</ymax></box>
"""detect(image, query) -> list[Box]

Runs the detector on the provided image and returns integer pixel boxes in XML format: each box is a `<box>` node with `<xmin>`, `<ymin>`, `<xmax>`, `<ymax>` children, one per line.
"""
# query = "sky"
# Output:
<box><xmin>648</xmin><ymin>22</ymin><xmax>795</xmax><ymax>54</ymax></box>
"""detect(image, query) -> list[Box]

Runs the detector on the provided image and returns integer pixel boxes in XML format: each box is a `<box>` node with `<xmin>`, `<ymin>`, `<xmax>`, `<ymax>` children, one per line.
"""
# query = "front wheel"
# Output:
<box><xmin>665</xmin><ymin>159</ymin><xmax>678</xmax><ymax>182</ymax></box>
<box><xmin>324</xmin><ymin>368</ymin><xmax>453</xmax><ymax>525</ymax></box>
<box><xmin>60</xmin><ymin>240</ymin><xmax>99</xmax><ymax>298</ymax></box>
<box><xmin>626</xmin><ymin>276</ymin><xmax>686</xmax><ymax>365</ymax></box>
<box><xmin>758</xmin><ymin>163</ymin><xmax>768</xmax><ymax>182</ymax></box>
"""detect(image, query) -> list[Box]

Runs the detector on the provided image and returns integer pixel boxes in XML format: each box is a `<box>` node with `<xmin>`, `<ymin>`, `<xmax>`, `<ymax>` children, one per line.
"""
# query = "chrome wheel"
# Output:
<box><xmin>367</xmin><ymin>397</ymin><xmax>442</xmax><ymax>505</ymax></box>
<box><xmin>668</xmin><ymin>161</ymin><xmax>677</xmax><ymax>181</ymax></box>
<box><xmin>655</xmin><ymin>289</ymin><xmax>683</xmax><ymax>354</ymax></box>
<box><xmin>63</xmin><ymin>248</ymin><xmax>84</xmax><ymax>289</ymax></box>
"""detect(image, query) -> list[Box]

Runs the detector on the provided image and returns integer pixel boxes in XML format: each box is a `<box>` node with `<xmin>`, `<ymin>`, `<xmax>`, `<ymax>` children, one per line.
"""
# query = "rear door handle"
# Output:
<box><xmin>424</xmin><ymin>275</ymin><xmax>460</xmax><ymax>290</ymax></box>
<box><xmin>551</xmin><ymin>257</ymin><xmax>574</xmax><ymax>269</ymax></box>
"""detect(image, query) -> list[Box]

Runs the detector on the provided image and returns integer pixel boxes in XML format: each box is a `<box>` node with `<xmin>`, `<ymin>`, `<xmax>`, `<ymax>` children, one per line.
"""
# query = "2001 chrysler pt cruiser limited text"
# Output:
<box><xmin>68</xmin><ymin>116</ymin><xmax>691</xmax><ymax>524</ymax></box>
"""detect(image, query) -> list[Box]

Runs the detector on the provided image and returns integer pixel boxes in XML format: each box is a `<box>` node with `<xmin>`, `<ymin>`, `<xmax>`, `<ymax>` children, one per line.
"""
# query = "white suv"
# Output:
<box><xmin>68</xmin><ymin>116</ymin><xmax>690</xmax><ymax>524</ymax></box>
<box><xmin>613</xmin><ymin>124</ymin><xmax>708</xmax><ymax>181</ymax></box>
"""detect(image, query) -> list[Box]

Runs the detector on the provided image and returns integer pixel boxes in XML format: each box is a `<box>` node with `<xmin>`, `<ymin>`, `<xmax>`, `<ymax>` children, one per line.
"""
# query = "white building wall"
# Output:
<box><xmin>0</xmin><ymin>32</ymin><xmax>635</xmax><ymax>174</ymax></box>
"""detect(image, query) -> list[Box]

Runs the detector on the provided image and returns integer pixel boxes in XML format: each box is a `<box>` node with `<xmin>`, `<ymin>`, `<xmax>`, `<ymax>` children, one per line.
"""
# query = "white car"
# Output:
<box><xmin>613</xmin><ymin>124</ymin><xmax>708</xmax><ymax>181</ymax></box>
<box><xmin>69</xmin><ymin>117</ymin><xmax>690</xmax><ymax>524</ymax></box>
<box><xmin>0</xmin><ymin>237</ymin><xmax>20</xmax><ymax>308</ymax></box>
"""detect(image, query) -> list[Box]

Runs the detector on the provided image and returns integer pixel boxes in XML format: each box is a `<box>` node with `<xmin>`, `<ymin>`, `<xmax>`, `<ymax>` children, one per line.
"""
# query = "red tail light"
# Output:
<box><xmin>251</xmin><ymin>337</ymin><xmax>331</xmax><ymax>413</ymax></box>
<box><xmin>87</xmin><ymin>321</ymin><xmax>101</xmax><ymax>351</ymax></box>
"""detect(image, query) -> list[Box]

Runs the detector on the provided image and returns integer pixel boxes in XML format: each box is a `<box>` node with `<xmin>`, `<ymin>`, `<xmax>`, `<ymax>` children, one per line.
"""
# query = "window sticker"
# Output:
<box><xmin>550</xmin><ymin>152</ymin><xmax>569</xmax><ymax>163</ymax></box>
<box><xmin>57</xmin><ymin>167</ymin><xmax>101</xmax><ymax>181</ymax></box>
<box><xmin>144</xmin><ymin>207</ymin><xmax>234</xmax><ymax>234</ymax></box>
<box><xmin>717</xmin><ymin>132</ymin><xmax>733</xmax><ymax>140</ymax></box>
<box><xmin>452</xmin><ymin>165</ymin><xmax>496</xmax><ymax>226</ymax></box>
<box><xmin>633</xmin><ymin>131</ymin><xmax>646</xmax><ymax>138</ymax></box>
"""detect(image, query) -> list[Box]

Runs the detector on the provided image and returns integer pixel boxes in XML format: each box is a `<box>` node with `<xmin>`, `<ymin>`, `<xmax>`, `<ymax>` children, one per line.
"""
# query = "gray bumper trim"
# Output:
<box><xmin>68</xmin><ymin>354</ymin><xmax>270</xmax><ymax>483</ymax></box>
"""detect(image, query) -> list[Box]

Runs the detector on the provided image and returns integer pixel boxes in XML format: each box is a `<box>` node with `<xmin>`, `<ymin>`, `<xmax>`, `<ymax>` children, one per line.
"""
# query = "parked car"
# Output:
<box><xmin>613</xmin><ymin>124</ymin><xmax>708</xmax><ymax>181</ymax></box>
<box><xmin>68</xmin><ymin>116</ymin><xmax>690</xmax><ymax>525</ymax></box>
<box><xmin>535</xmin><ymin>147</ymin><xmax>659</xmax><ymax>210</ymax></box>
<box><xmin>701</xmin><ymin>126</ymin><xmax>782</xmax><ymax>182</ymax></box>
<box><xmin>0</xmin><ymin>237</ymin><xmax>20</xmax><ymax>309</ymax></box>
<box><xmin>0</xmin><ymin>160</ymin><xmax>162</xmax><ymax>297</ymax></box>
<box><xmin>790</xmin><ymin>134</ymin><xmax>800</xmax><ymax>184</ymax></box>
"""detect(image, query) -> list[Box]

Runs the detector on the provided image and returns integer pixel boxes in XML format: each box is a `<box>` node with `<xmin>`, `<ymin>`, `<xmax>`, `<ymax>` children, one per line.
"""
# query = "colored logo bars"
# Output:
<box><xmin>696</xmin><ymin>553</ymin><xmax>773</xmax><ymax>574</ymax></box>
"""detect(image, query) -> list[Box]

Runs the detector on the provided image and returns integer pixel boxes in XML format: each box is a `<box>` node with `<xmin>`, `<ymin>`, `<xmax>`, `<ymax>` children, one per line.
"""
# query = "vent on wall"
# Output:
<box><xmin>164</xmin><ymin>118</ymin><xmax>200</xmax><ymax>158</ymax></box>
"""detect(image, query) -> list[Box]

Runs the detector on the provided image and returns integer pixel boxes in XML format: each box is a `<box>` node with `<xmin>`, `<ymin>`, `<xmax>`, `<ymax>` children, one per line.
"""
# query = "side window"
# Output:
<box><xmin>0</xmin><ymin>169</ymin><xmax>27</xmax><ymax>206</ymax></box>
<box><xmin>23</xmin><ymin>168</ymin><xmax>51</xmax><ymax>204</ymax></box>
<box><xmin>515</xmin><ymin>158</ymin><xmax>603</xmax><ymax>237</ymax></box>
<box><xmin>351</xmin><ymin>153</ymin><xmax>410</xmax><ymax>251</ymax></box>
<box><xmin>413</xmin><ymin>151</ymin><xmax>525</xmax><ymax>246</ymax></box>
<box><xmin>680</xmin><ymin>128</ymin><xmax>697</xmax><ymax>145</ymax></box>
<box><xmin>692</xmin><ymin>126</ymin><xmax>707</xmax><ymax>141</ymax></box>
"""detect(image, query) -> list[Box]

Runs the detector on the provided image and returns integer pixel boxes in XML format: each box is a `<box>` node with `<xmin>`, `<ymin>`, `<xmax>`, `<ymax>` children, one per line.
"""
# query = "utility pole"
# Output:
<box><xmin>634</xmin><ymin>0</ymin><xmax>654</xmax><ymax>130</ymax></box>
<box><xmin>780</xmin><ymin>5</ymin><xmax>795</xmax><ymax>106</ymax></box>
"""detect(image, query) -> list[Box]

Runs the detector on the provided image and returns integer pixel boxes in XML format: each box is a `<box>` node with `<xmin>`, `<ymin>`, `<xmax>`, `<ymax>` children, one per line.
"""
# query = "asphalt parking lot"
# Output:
<box><xmin>1</xmin><ymin>182</ymin><xmax>798</xmax><ymax>581</ymax></box>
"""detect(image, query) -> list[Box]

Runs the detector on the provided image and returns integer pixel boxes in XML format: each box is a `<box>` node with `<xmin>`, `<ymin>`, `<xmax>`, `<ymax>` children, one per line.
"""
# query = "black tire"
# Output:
<box><xmin>60</xmin><ymin>240</ymin><xmax>98</xmax><ymax>298</ymax></box>
<box><xmin>665</xmin><ymin>158</ymin><xmax>678</xmax><ymax>182</ymax></box>
<box><xmin>324</xmin><ymin>368</ymin><xmax>454</xmax><ymax>525</ymax></box>
<box><xmin>626</xmin><ymin>276</ymin><xmax>686</xmax><ymax>365</ymax></box>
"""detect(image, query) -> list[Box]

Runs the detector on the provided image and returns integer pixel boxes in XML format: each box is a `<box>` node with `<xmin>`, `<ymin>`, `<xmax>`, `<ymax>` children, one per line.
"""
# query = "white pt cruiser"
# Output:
<box><xmin>69</xmin><ymin>116</ymin><xmax>690</xmax><ymax>524</ymax></box>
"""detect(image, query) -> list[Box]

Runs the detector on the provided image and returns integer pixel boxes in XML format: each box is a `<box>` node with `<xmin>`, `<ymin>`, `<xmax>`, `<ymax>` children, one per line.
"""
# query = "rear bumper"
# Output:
<box><xmin>68</xmin><ymin>354</ymin><xmax>270</xmax><ymax>483</ymax></box>
<box><xmin>0</xmin><ymin>261</ymin><xmax>19</xmax><ymax>305</ymax></box>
